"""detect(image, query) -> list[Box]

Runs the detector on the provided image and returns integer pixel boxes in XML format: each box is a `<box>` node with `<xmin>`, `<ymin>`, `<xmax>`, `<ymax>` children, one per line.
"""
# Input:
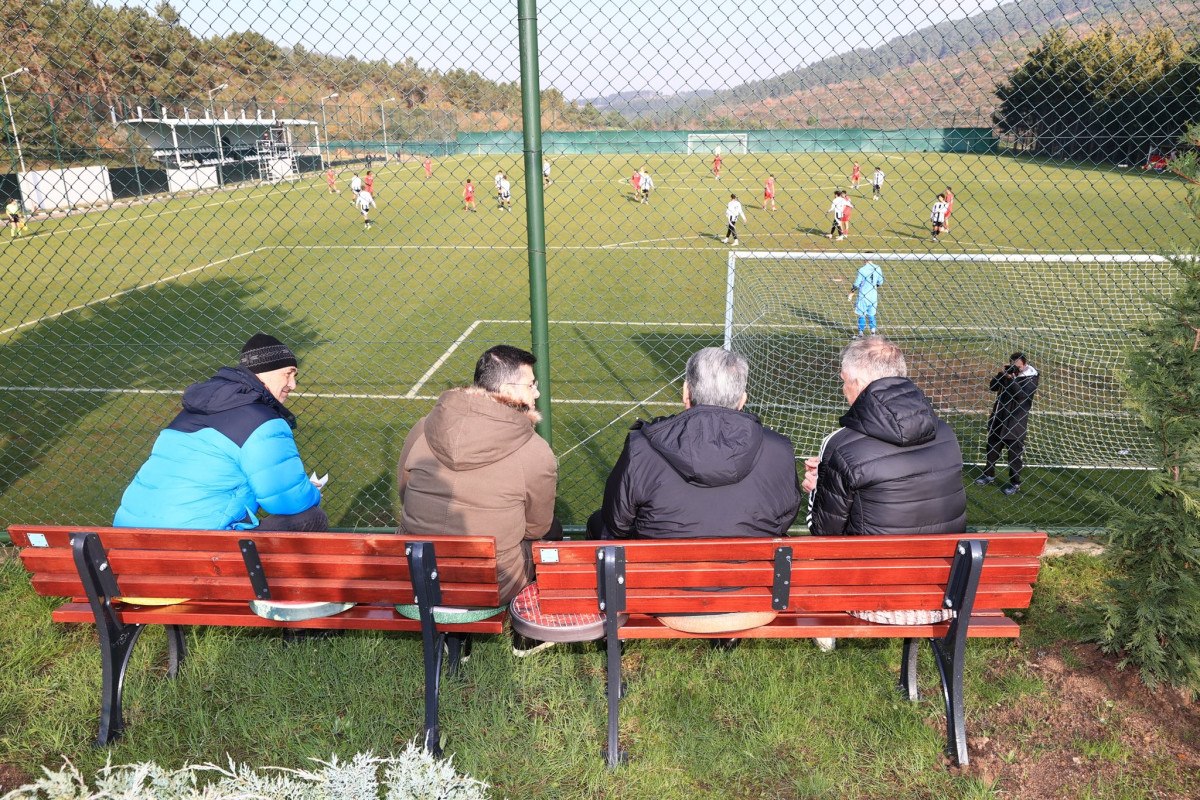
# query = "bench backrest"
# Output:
<box><xmin>10</xmin><ymin>525</ymin><xmax>502</xmax><ymax>608</ymax></box>
<box><xmin>533</xmin><ymin>532</ymin><xmax>1046</xmax><ymax>616</ymax></box>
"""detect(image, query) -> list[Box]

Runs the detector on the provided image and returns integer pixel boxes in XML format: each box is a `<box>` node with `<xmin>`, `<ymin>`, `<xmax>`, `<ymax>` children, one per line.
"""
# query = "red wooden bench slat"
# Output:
<box><xmin>49</xmin><ymin>601</ymin><xmax>506</xmax><ymax>632</ymax></box>
<box><xmin>533</xmin><ymin>584</ymin><xmax>1033</xmax><ymax>615</ymax></box>
<box><xmin>9</xmin><ymin>526</ymin><xmax>498</xmax><ymax>558</ymax></box>
<box><xmin>530</xmin><ymin>558</ymin><xmax>1041</xmax><ymax>591</ymax></box>
<box><xmin>19</xmin><ymin>549</ymin><xmax>497</xmax><ymax>583</ymax></box>
<box><xmin>615</xmin><ymin>612</ymin><xmax>1021</xmax><ymax>639</ymax></box>
<box><xmin>532</xmin><ymin>532</ymin><xmax>1046</xmax><ymax>565</ymax></box>
<box><xmin>30</xmin><ymin>575</ymin><xmax>500</xmax><ymax>606</ymax></box>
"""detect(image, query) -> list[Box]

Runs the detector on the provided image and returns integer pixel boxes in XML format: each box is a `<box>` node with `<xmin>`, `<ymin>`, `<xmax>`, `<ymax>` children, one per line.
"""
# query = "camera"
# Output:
<box><xmin>1003</xmin><ymin>364</ymin><xmax>1020</xmax><ymax>376</ymax></box>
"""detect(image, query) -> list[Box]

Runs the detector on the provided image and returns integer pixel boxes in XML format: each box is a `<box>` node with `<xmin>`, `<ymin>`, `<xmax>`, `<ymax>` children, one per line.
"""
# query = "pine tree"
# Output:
<box><xmin>1093</xmin><ymin>122</ymin><xmax>1200</xmax><ymax>691</ymax></box>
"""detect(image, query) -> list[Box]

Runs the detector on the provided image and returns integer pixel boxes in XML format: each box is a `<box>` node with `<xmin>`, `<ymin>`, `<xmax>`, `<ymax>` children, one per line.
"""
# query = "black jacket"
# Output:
<box><xmin>987</xmin><ymin>366</ymin><xmax>1040</xmax><ymax>441</ymax></box>
<box><xmin>808</xmin><ymin>376</ymin><xmax>966</xmax><ymax>535</ymax></box>
<box><xmin>600</xmin><ymin>405</ymin><xmax>802</xmax><ymax>539</ymax></box>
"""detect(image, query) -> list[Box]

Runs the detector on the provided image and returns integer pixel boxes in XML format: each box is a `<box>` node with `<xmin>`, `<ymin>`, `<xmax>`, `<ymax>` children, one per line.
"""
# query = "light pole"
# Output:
<box><xmin>207</xmin><ymin>82</ymin><xmax>228</xmax><ymax>186</ymax></box>
<box><xmin>320</xmin><ymin>92</ymin><xmax>338</xmax><ymax>168</ymax></box>
<box><xmin>2</xmin><ymin>67</ymin><xmax>29</xmax><ymax>174</ymax></box>
<box><xmin>381</xmin><ymin>97</ymin><xmax>396</xmax><ymax>160</ymax></box>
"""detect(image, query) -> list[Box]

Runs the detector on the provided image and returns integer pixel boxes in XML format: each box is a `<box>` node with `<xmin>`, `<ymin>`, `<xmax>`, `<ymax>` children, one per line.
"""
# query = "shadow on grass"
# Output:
<box><xmin>0</xmin><ymin>278</ymin><xmax>318</xmax><ymax>527</ymax></box>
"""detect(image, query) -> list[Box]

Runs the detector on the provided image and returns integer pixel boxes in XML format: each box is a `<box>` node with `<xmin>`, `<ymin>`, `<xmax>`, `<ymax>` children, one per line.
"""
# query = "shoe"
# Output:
<box><xmin>710</xmin><ymin>638</ymin><xmax>741</xmax><ymax>651</ymax></box>
<box><xmin>826</xmin><ymin>234</ymin><xmax>833</xmax><ymax>239</ymax></box>
<box><xmin>512</xmin><ymin>632</ymin><xmax>555</xmax><ymax>657</ymax></box>
<box><xmin>732</xmin><ymin>239</ymin><xmax>738</xmax><ymax>245</ymax></box>
<box><xmin>932</xmin><ymin>237</ymin><xmax>939</xmax><ymax>242</ymax></box>
<box><xmin>837</xmin><ymin>235</ymin><xmax>846</xmax><ymax>241</ymax></box>
<box><xmin>814</xmin><ymin>637</ymin><xmax>836</xmax><ymax>653</ymax></box>
<box><xmin>1001</xmin><ymin>483</ymin><xmax>1021</xmax><ymax>496</ymax></box>
<box><xmin>870</xmin><ymin>328</ymin><xmax>877</xmax><ymax>335</ymax></box>
<box><xmin>973</xmin><ymin>475</ymin><xmax>996</xmax><ymax>486</ymax></box>
<box><xmin>722</xmin><ymin>237</ymin><xmax>728</xmax><ymax>243</ymax></box>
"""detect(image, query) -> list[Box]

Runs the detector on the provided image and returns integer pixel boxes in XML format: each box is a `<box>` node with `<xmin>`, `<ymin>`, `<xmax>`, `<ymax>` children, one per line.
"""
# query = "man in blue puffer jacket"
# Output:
<box><xmin>114</xmin><ymin>333</ymin><xmax>327</xmax><ymax>531</ymax></box>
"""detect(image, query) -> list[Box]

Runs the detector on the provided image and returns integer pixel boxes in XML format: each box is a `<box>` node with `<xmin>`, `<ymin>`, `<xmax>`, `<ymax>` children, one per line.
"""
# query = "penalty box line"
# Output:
<box><xmin>404</xmin><ymin>317</ymin><xmax>721</xmax><ymax>398</ymax></box>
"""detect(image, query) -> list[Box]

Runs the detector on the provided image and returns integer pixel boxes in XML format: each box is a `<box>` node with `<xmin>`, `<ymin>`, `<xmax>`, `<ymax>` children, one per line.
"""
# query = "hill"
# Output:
<box><xmin>592</xmin><ymin>0</ymin><xmax>1200</xmax><ymax>128</ymax></box>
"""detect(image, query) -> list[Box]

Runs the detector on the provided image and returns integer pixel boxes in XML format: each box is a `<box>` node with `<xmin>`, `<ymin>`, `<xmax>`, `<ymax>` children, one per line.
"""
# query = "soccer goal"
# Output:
<box><xmin>686</xmin><ymin>132</ymin><xmax>749</xmax><ymax>155</ymax></box>
<box><xmin>723</xmin><ymin>250</ymin><xmax>1173</xmax><ymax>471</ymax></box>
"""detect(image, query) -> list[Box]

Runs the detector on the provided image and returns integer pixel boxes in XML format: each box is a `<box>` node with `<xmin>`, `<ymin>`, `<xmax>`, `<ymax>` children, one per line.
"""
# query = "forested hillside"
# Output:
<box><xmin>594</xmin><ymin>0</ymin><xmax>1200</xmax><ymax>128</ymax></box>
<box><xmin>0</xmin><ymin>0</ymin><xmax>624</xmax><ymax>163</ymax></box>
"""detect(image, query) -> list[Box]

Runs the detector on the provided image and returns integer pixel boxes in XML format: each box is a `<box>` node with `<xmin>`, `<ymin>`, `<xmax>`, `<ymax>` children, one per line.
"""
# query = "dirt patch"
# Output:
<box><xmin>0</xmin><ymin>763</ymin><xmax>33</xmax><ymax>793</ymax></box>
<box><xmin>958</xmin><ymin>643</ymin><xmax>1199</xmax><ymax>798</ymax></box>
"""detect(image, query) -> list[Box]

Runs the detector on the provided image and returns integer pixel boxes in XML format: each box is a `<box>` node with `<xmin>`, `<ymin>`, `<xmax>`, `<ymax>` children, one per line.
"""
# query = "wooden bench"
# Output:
<box><xmin>531</xmin><ymin>531</ymin><xmax>1047</xmax><ymax>767</ymax></box>
<box><xmin>10</xmin><ymin>524</ymin><xmax>507</xmax><ymax>753</ymax></box>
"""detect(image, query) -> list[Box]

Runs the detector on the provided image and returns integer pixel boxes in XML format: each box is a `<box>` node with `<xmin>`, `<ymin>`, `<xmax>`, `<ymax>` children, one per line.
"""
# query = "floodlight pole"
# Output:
<box><xmin>320</xmin><ymin>93</ymin><xmax>339</xmax><ymax>168</ymax></box>
<box><xmin>381</xmin><ymin>97</ymin><xmax>396</xmax><ymax>159</ymax></box>
<box><xmin>518</xmin><ymin>0</ymin><xmax>551</xmax><ymax>444</ymax></box>
<box><xmin>207</xmin><ymin>83</ymin><xmax>228</xmax><ymax>186</ymax></box>
<box><xmin>2</xmin><ymin>67</ymin><xmax>29</xmax><ymax>174</ymax></box>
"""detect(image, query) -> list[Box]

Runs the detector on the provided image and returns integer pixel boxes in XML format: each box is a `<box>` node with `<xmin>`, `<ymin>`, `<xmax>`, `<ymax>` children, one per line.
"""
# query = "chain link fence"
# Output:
<box><xmin>1</xmin><ymin>0</ymin><xmax>1196</xmax><ymax>534</ymax></box>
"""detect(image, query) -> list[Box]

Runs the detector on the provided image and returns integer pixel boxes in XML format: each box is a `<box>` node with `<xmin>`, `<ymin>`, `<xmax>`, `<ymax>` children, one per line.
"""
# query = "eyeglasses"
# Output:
<box><xmin>504</xmin><ymin>380</ymin><xmax>538</xmax><ymax>390</ymax></box>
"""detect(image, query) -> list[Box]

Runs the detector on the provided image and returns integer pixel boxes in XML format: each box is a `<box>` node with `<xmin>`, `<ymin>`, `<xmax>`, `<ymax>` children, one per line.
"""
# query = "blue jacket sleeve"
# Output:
<box><xmin>239</xmin><ymin>417</ymin><xmax>321</xmax><ymax>515</ymax></box>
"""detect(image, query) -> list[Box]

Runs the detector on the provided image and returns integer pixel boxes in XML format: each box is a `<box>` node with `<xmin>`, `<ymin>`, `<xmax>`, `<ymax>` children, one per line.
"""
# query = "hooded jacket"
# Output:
<box><xmin>808</xmin><ymin>376</ymin><xmax>966</xmax><ymax>535</ymax></box>
<box><xmin>114</xmin><ymin>367</ymin><xmax>320</xmax><ymax>530</ymax></box>
<box><xmin>600</xmin><ymin>404</ymin><xmax>801</xmax><ymax>539</ymax></box>
<box><xmin>397</xmin><ymin>387</ymin><xmax>557</xmax><ymax>604</ymax></box>
<box><xmin>987</xmin><ymin>365</ymin><xmax>1040</xmax><ymax>441</ymax></box>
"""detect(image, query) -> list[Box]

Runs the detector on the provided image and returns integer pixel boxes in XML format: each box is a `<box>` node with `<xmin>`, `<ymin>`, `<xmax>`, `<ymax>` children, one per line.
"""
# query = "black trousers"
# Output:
<box><xmin>257</xmin><ymin>505</ymin><xmax>330</xmax><ymax>531</ymax></box>
<box><xmin>983</xmin><ymin>431</ymin><xmax>1026</xmax><ymax>485</ymax></box>
<box><xmin>726</xmin><ymin>221</ymin><xmax>737</xmax><ymax>239</ymax></box>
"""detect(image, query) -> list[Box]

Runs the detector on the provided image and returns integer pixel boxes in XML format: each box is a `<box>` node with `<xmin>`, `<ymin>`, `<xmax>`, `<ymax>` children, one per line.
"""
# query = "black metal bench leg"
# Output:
<box><xmin>931</xmin><ymin>637</ymin><xmax>969</xmax><ymax>765</ymax></box>
<box><xmin>165</xmin><ymin>625</ymin><xmax>186</xmax><ymax>679</ymax></box>
<box><xmin>96</xmin><ymin>623</ymin><xmax>145</xmax><ymax>745</ymax></box>
<box><xmin>421</xmin><ymin>631</ymin><xmax>446</xmax><ymax>756</ymax></box>
<box><xmin>898</xmin><ymin>637</ymin><xmax>920</xmax><ymax>701</ymax></box>
<box><xmin>604</xmin><ymin>629</ymin><xmax>625</xmax><ymax>767</ymax></box>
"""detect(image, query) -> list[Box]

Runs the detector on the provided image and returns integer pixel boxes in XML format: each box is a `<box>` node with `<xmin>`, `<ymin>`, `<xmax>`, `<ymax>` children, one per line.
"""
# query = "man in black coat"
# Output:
<box><xmin>975</xmin><ymin>352</ymin><xmax>1040</xmax><ymax>495</ymax></box>
<box><xmin>805</xmin><ymin>336</ymin><xmax>967</xmax><ymax>537</ymax></box>
<box><xmin>589</xmin><ymin>347</ymin><xmax>802</xmax><ymax>541</ymax></box>
<box><xmin>804</xmin><ymin>336</ymin><xmax>967</xmax><ymax>650</ymax></box>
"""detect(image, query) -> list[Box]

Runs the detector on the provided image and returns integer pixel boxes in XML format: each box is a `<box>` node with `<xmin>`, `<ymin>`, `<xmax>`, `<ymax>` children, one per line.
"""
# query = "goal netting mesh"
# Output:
<box><xmin>724</xmin><ymin>251</ymin><xmax>1174</xmax><ymax>471</ymax></box>
<box><xmin>686</xmin><ymin>133</ymin><xmax>749</xmax><ymax>154</ymax></box>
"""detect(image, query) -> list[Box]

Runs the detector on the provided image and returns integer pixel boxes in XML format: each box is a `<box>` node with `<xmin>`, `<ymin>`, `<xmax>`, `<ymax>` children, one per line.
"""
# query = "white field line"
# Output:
<box><xmin>405</xmin><ymin>319</ymin><xmax>484</xmax><ymax>398</ymax></box>
<box><xmin>0</xmin><ymin>248</ymin><xmax>263</xmax><ymax>338</ymax></box>
<box><xmin>0</xmin><ymin>384</ymin><xmax>680</xmax><ymax>407</ymax></box>
<box><xmin>0</xmin><ymin>186</ymin><xmax>292</xmax><ymax>248</ymax></box>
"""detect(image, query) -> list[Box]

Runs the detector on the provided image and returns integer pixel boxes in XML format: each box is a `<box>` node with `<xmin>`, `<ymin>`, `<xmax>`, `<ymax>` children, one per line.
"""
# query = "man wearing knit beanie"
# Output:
<box><xmin>114</xmin><ymin>333</ymin><xmax>327</xmax><ymax>533</ymax></box>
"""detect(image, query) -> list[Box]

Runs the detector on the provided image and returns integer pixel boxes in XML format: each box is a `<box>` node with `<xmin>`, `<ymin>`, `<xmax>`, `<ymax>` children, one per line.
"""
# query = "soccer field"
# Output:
<box><xmin>0</xmin><ymin>152</ymin><xmax>1188</xmax><ymax>530</ymax></box>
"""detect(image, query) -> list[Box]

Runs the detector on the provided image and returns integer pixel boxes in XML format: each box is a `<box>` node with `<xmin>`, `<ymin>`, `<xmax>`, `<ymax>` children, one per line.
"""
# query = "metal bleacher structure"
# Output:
<box><xmin>121</xmin><ymin>106</ymin><xmax>318</xmax><ymax>190</ymax></box>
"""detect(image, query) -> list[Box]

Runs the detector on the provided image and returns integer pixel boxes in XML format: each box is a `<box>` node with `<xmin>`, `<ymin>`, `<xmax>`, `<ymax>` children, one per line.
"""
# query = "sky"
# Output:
<box><xmin>113</xmin><ymin>0</ymin><xmax>1010</xmax><ymax>99</ymax></box>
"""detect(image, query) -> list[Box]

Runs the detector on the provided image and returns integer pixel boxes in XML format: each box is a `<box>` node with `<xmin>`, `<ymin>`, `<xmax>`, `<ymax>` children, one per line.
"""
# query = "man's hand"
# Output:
<box><xmin>802</xmin><ymin>456</ymin><xmax>820</xmax><ymax>493</ymax></box>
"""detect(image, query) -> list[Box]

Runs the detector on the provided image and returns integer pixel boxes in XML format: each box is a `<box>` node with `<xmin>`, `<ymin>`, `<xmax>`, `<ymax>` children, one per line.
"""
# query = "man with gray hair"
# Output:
<box><xmin>805</xmin><ymin>335</ymin><xmax>965</xmax><ymax>536</ymax></box>
<box><xmin>588</xmin><ymin>346</ymin><xmax>801</xmax><ymax>540</ymax></box>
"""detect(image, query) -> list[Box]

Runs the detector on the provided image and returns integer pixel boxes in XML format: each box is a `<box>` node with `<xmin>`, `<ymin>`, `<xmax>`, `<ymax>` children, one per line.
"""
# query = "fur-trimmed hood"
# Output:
<box><xmin>422</xmin><ymin>386</ymin><xmax>542</xmax><ymax>471</ymax></box>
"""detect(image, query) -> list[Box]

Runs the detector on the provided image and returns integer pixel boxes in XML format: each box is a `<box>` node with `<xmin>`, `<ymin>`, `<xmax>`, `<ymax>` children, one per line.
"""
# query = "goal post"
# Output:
<box><xmin>723</xmin><ymin>250</ymin><xmax>1172</xmax><ymax>471</ymax></box>
<box><xmin>686</xmin><ymin>132</ymin><xmax>749</xmax><ymax>155</ymax></box>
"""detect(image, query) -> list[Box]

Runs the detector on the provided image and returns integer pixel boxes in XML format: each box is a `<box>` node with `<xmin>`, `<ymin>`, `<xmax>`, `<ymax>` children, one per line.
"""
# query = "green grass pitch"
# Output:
<box><xmin>0</xmin><ymin>151</ymin><xmax>1188</xmax><ymax>529</ymax></box>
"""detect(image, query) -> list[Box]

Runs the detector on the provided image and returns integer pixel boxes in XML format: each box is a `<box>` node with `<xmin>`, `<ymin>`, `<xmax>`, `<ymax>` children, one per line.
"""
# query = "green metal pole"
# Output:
<box><xmin>518</xmin><ymin>0</ymin><xmax>552</xmax><ymax>445</ymax></box>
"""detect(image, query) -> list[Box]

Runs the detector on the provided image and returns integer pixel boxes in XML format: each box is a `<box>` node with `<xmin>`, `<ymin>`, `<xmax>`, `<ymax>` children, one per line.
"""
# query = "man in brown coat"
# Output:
<box><xmin>397</xmin><ymin>345</ymin><xmax>559</xmax><ymax>612</ymax></box>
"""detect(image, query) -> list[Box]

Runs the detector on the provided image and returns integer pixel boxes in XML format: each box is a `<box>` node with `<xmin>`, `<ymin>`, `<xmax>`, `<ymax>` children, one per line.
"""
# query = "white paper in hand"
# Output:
<box><xmin>309</xmin><ymin>471</ymin><xmax>329</xmax><ymax>489</ymax></box>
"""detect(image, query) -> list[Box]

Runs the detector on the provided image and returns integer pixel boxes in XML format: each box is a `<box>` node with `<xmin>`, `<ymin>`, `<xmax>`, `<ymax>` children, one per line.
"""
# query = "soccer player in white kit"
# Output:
<box><xmin>723</xmin><ymin>194</ymin><xmax>746</xmax><ymax>245</ymax></box>
<box><xmin>356</xmin><ymin>189</ymin><xmax>376</xmax><ymax>227</ymax></box>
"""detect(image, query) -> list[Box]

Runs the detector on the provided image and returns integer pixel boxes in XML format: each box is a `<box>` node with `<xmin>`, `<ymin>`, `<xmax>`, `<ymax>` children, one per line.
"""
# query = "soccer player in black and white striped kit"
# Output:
<box><xmin>723</xmin><ymin>194</ymin><xmax>746</xmax><ymax>245</ymax></box>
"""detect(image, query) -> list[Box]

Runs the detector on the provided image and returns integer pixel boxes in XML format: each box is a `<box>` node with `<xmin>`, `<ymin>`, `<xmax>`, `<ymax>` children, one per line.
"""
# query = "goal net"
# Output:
<box><xmin>686</xmin><ymin>133</ymin><xmax>749</xmax><ymax>155</ymax></box>
<box><xmin>724</xmin><ymin>250</ymin><xmax>1173</xmax><ymax>471</ymax></box>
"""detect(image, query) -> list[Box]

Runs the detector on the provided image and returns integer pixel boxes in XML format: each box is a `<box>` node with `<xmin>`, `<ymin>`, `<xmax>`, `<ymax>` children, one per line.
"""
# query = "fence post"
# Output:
<box><xmin>518</xmin><ymin>0</ymin><xmax>552</xmax><ymax>445</ymax></box>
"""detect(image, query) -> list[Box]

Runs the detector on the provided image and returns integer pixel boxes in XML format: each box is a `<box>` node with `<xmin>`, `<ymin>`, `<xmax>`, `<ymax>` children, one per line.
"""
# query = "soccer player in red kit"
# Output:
<box><xmin>763</xmin><ymin>174</ymin><xmax>776</xmax><ymax>211</ymax></box>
